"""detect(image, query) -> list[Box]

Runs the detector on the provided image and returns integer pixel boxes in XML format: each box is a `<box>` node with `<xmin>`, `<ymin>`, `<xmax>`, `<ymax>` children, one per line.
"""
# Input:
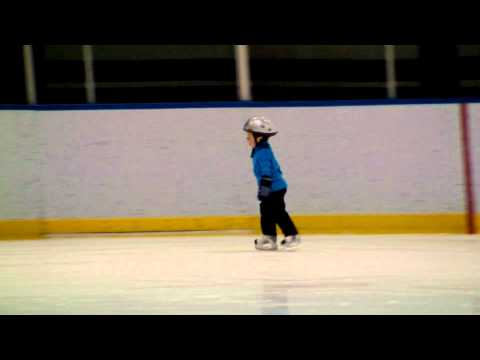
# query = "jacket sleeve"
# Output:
<box><xmin>254</xmin><ymin>149</ymin><xmax>273</xmax><ymax>179</ymax></box>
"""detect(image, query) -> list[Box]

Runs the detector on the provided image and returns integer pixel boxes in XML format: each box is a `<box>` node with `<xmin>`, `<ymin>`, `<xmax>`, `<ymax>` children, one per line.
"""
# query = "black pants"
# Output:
<box><xmin>260</xmin><ymin>189</ymin><xmax>298</xmax><ymax>237</ymax></box>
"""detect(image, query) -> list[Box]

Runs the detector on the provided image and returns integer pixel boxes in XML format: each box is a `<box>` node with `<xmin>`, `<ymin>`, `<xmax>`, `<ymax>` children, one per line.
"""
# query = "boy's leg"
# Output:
<box><xmin>271</xmin><ymin>190</ymin><xmax>301</xmax><ymax>248</ymax></box>
<box><xmin>260</xmin><ymin>199</ymin><xmax>277</xmax><ymax>237</ymax></box>
<box><xmin>257</xmin><ymin>199</ymin><xmax>278</xmax><ymax>250</ymax></box>
<box><xmin>272</xmin><ymin>189</ymin><xmax>298</xmax><ymax>236</ymax></box>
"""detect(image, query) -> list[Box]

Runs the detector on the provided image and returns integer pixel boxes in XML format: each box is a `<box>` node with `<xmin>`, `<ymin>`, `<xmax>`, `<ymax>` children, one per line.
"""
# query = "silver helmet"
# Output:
<box><xmin>243</xmin><ymin>116</ymin><xmax>278</xmax><ymax>136</ymax></box>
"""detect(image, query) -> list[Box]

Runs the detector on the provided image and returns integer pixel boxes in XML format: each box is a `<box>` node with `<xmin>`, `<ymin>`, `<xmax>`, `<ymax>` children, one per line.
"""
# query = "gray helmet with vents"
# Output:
<box><xmin>243</xmin><ymin>116</ymin><xmax>278</xmax><ymax>136</ymax></box>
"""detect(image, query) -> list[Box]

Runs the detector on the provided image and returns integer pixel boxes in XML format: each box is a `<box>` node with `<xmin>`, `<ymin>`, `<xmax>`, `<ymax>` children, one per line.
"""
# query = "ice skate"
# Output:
<box><xmin>255</xmin><ymin>235</ymin><xmax>278</xmax><ymax>251</ymax></box>
<box><xmin>280</xmin><ymin>235</ymin><xmax>301</xmax><ymax>249</ymax></box>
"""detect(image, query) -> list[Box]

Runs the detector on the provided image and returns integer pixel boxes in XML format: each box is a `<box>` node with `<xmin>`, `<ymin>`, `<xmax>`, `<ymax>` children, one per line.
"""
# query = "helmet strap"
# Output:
<box><xmin>254</xmin><ymin>133</ymin><xmax>267</xmax><ymax>144</ymax></box>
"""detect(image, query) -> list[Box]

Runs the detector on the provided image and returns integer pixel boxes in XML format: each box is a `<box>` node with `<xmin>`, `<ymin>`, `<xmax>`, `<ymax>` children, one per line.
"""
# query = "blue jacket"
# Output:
<box><xmin>250</xmin><ymin>141</ymin><xmax>287</xmax><ymax>192</ymax></box>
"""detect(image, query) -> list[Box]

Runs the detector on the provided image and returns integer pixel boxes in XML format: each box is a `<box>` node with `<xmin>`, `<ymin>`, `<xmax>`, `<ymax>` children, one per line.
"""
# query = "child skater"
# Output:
<box><xmin>243</xmin><ymin>116</ymin><xmax>301</xmax><ymax>251</ymax></box>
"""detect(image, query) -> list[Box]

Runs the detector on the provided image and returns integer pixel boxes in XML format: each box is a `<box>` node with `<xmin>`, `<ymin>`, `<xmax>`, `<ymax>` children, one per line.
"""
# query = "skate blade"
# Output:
<box><xmin>280</xmin><ymin>241</ymin><xmax>301</xmax><ymax>251</ymax></box>
<box><xmin>255</xmin><ymin>245</ymin><xmax>278</xmax><ymax>251</ymax></box>
<box><xmin>281</xmin><ymin>246</ymin><xmax>299</xmax><ymax>251</ymax></box>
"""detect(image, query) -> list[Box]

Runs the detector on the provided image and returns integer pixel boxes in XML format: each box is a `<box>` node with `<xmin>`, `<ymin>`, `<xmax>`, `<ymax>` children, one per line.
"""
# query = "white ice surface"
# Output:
<box><xmin>1</xmin><ymin>234</ymin><xmax>480</xmax><ymax>315</ymax></box>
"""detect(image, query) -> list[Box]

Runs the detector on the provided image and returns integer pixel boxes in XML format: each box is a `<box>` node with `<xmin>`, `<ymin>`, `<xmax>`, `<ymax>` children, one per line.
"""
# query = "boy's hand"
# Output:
<box><xmin>257</xmin><ymin>177</ymin><xmax>272</xmax><ymax>201</ymax></box>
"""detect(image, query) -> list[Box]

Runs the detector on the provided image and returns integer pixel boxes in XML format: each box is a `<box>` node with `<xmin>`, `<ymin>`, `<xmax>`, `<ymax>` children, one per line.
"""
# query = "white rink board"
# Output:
<box><xmin>0</xmin><ymin>111</ymin><xmax>42</xmax><ymax>219</ymax></box>
<box><xmin>39</xmin><ymin>105</ymin><xmax>464</xmax><ymax>218</ymax></box>
<box><xmin>469</xmin><ymin>104</ymin><xmax>480</xmax><ymax>213</ymax></box>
